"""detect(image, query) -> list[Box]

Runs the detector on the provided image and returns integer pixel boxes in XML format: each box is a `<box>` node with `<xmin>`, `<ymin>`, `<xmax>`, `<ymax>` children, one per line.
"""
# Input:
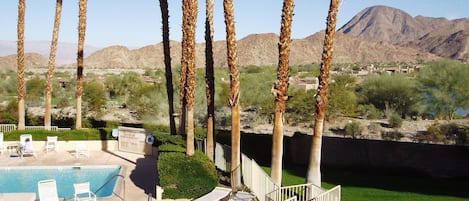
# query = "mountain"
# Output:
<box><xmin>3</xmin><ymin>5</ymin><xmax>468</xmax><ymax>69</ymax></box>
<box><xmin>0</xmin><ymin>40</ymin><xmax>101</xmax><ymax>64</ymax></box>
<box><xmin>0</xmin><ymin>53</ymin><xmax>48</xmax><ymax>71</ymax></box>
<box><xmin>338</xmin><ymin>5</ymin><xmax>469</xmax><ymax>61</ymax></box>
<box><xmin>80</xmin><ymin>32</ymin><xmax>437</xmax><ymax>69</ymax></box>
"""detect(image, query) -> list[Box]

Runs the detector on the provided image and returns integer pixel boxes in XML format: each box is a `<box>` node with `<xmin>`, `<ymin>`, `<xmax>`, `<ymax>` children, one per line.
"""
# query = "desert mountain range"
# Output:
<box><xmin>1</xmin><ymin>5</ymin><xmax>468</xmax><ymax>71</ymax></box>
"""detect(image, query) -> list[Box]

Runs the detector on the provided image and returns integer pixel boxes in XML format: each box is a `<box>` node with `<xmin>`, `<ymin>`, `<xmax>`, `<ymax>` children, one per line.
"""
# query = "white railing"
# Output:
<box><xmin>265</xmin><ymin>183</ymin><xmax>324</xmax><ymax>201</ymax></box>
<box><xmin>213</xmin><ymin>142</ymin><xmax>340</xmax><ymax>201</ymax></box>
<box><xmin>241</xmin><ymin>153</ymin><xmax>278</xmax><ymax>201</ymax></box>
<box><xmin>0</xmin><ymin>125</ymin><xmax>70</xmax><ymax>132</ymax></box>
<box><xmin>0</xmin><ymin>124</ymin><xmax>17</xmax><ymax>132</ymax></box>
<box><xmin>25</xmin><ymin>126</ymin><xmax>59</xmax><ymax>131</ymax></box>
<box><xmin>315</xmin><ymin>185</ymin><xmax>341</xmax><ymax>201</ymax></box>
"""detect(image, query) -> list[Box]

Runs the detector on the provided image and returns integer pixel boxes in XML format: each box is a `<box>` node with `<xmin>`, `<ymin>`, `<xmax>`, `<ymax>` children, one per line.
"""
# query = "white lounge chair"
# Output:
<box><xmin>45</xmin><ymin>136</ymin><xmax>58</xmax><ymax>153</ymax></box>
<box><xmin>74</xmin><ymin>142</ymin><xmax>89</xmax><ymax>158</ymax></box>
<box><xmin>73</xmin><ymin>182</ymin><xmax>96</xmax><ymax>201</ymax></box>
<box><xmin>38</xmin><ymin>179</ymin><xmax>60</xmax><ymax>201</ymax></box>
<box><xmin>0</xmin><ymin>132</ymin><xmax>5</xmax><ymax>155</ymax></box>
<box><xmin>19</xmin><ymin>134</ymin><xmax>37</xmax><ymax>158</ymax></box>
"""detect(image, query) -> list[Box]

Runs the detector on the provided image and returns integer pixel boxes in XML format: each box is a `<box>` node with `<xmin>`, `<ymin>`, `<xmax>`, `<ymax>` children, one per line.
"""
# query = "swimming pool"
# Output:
<box><xmin>0</xmin><ymin>165</ymin><xmax>122</xmax><ymax>199</ymax></box>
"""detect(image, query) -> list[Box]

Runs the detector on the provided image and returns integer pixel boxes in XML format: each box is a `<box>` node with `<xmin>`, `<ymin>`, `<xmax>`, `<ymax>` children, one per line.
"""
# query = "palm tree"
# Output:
<box><xmin>159</xmin><ymin>0</ymin><xmax>177</xmax><ymax>135</ymax></box>
<box><xmin>44</xmin><ymin>0</ymin><xmax>63</xmax><ymax>129</ymax></box>
<box><xmin>271</xmin><ymin>0</ymin><xmax>294</xmax><ymax>186</ymax></box>
<box><xmin>306</xmin><ymin>0</ymin><xmax>341</xmax><ymax>187</ymax></box>
<box><xmin>182</xmin><ymin>0</ymin><xmax>198</xmax><ymax>156</ymax></box>
<box><xmin>76</xmin><ymin>0</ymin><xmax>88</xmax><ymax>129</ymax></box>
<box><xmin>223</xmin><ymin>0</ymin><xmax>241</xmax><ymax>191</ymax></box>
<box><xmin>16</xmin><ymin>0</ymin><xmax>26</xmax><ymax>130</ymax></box>
<box><xmin>205</xmin><ymin>0</ymin><xmax>215</xmax><ymax>161</ymax></box>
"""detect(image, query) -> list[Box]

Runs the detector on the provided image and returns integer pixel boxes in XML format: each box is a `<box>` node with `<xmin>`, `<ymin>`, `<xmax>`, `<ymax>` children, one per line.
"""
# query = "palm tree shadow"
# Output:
<box><xmin>129</xmin><ymin>156</ymin><xmax>158</xmax><ymax>197</ymax></box>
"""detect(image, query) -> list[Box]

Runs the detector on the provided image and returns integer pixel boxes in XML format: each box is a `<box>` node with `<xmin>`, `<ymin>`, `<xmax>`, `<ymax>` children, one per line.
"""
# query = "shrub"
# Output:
<box><xmin>344</xmin><ymin>121</ymin><xmax>362</xmax><ymax>139</ymax></box>
<box><xmin>359</xmin><ymin>104</ymin><xmax>382</xmax><ymax>119</ymax></box>
<box><xmin>154</xmin><ymin>133</ymin><xmax>185</xmax><ymax>147</ymax></box>
<box><xmin>159</xmin><ymin>144</ymin><xmax>186</xmax><ymax>153</ymax></box>
<box><xmin>158</xmin><ymin>151</ymin><xmax>218</xmax><ymax>199</ymax></box>
<box><xmin>4</xmin><ymin>129</ymin><xmax>114</xmax><ymax>141</ymax></box>
<box><xmin>424</xmin><ymin>123</ymin><xmax>469</xmax><ymax>145</ymax></box>
<box><xmin>381</xmin><ymin>131</ymin><xmax>404</xmax><ymax>141</ymax></box>
<box><xmin>388</xmin><ymin>114</ymin><xmax>403</xmax><ymax>128</ymax></box>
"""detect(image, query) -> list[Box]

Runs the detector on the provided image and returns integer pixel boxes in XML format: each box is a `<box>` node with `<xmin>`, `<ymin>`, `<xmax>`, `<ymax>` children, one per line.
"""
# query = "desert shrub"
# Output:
<box><xmin>0</xmin><ymin>98</ymin><xmax>18</xmax><ymax>124</ymax></box>
<box><xmin>358</xmin><ymin>104</ymin><xmax>382</xmax><ymax>119</ymax></box>
<box><xmin>367</xmin><ymin>122</ymin><xmax>382</xmax><ymax>134</ymax></box>
<box><xmin>381</xmin><ymin>131</ymin><xmax>404</xmax><ymax>141</ymax></box>
<box><xmin>425</xmin><ymin>123</ymin><xmax>447</xmax><ymax>143</ymax></box>
<box><xmin>424</xmin><ymin>123</ymin><xmax>469</xmax><ymax>145</ymax></box>
<box><xmin>388</xmin><ymin>114</ymin><xmax>403</xmax><ymax>128</ymax></box>
<box><xmin>158</xmin><ymin>151</ymin><xmax>218</xmax><ymax>199</ymax></box>
<box><xmin>344</xmin><ymin>121</ymin><xmax>362</xmax><ymax>139</ymax></box>
<box><xmin>441</xmin><ymin>123</ymin><xmax>468</xmax><ymax>145</ymax></box>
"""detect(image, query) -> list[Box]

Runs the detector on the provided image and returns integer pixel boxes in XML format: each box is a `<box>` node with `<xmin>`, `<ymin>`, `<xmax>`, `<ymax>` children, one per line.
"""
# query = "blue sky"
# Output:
<box><xmin>0</xmin><ymin>0</ymin><xmax>468</xmax><ymax>48</ymax></box>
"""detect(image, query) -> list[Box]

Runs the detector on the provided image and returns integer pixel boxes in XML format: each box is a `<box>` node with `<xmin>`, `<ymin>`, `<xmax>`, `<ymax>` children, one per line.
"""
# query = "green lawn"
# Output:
<box><xmin>264</xmin><ymin>166</ymin><xmax>469</xmax><ymax>201</ymax></box>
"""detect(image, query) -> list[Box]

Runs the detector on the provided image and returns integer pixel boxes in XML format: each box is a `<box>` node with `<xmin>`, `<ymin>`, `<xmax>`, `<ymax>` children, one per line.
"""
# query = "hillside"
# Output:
<box><xmin>0</xmin><ymin>53</ymin><xmax>48</xmax><ymax>71</ymax></box>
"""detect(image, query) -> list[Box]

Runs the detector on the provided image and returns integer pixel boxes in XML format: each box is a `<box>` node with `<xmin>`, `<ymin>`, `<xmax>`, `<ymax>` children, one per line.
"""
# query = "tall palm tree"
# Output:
<box><xmin>179</xmin><ymin>23</ymin><xmax>188</xmax><ymax>136</ymax></box>
<box><xmin>159</xmin><ymin>0</ymin><xmax>177</xmax><ymax>135</ymax></box>
<box><xmin>76</xmin><ymin>0</ymin><xmax>88</xmax><ymax>129</ymax></box>
<box><xmin>17</xmin><ymin>0</ymin><xmax>26</xmax><ymax>130</ymax></box>
<box><xmin>205</xmin><ymin>0</ymin><xmax>215</xmax><ymax>161</ymax></box>
<box><xmin>44</xmin><ymin>0</ymin><xmax>63</xmax><ymax>129</ymax></box>
<box><xmin>306</xmin><ymin>0</ymin><xmax>341</xmax><ymax>187</ymax></box>
<box><xmin>223</xmin><ymin>0</ymin><xmax>241</xmax><ymax>191</ymax></box>
<box><xmin>271</xmin><ymin>0</ymin><xmax>294</xmax><ymax>186</ymax></box>
<box><xmin>182</xmin><ymin>0</ymin><xmax>198</xmax><ymax>156</ymax></box>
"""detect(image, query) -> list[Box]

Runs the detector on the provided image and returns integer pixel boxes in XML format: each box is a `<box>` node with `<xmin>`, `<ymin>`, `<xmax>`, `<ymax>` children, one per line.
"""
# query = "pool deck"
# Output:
<box><xmin>0</xmin><ymin>150</ymin><xmax>190</xmax><ymax>201</ymax></box>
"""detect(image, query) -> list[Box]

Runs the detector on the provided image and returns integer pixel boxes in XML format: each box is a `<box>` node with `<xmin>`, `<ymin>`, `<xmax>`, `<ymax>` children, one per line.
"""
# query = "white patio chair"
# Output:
<box><xmin>0</xmin><ymin>132</ymin><xmax>5</xmax><ymax>155</ymax></box>
<box><xmin>19</xmin><ymin>134</ymin><xmax>37</xmax><ymax>158</ymax></box>
<box><xmin>73</xmin><ymin>182</ymin><xmax>96</xmax><ymax>201</ymax></box>
<box><xmin>38</xmin><ymin>179</ymin><xmax>60</xmax><ymax>201</ymax></box>
<box><xmin>45</xmin><ymin>136</ymin><xmax>58</xmax><ymax>153</ymax></box>
<box><xmin>74</xmin><ymin>142</ymin><xmax>89</xmax><ymax>158</ymax></box>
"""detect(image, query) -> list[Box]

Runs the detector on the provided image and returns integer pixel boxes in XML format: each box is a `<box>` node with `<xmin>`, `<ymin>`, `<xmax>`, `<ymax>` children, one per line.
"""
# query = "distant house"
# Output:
<box><xmin>290</xmin><ymin>77</ymin><xmax>319</xmax><ymax>91</ymax></box>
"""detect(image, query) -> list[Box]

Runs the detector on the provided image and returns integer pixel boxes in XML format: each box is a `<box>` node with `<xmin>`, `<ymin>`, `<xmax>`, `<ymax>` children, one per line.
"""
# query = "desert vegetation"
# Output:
<box><xmin>1</xmin><ymin>60</ymin><xmax>468</xmax><ymax>145</ymax></box>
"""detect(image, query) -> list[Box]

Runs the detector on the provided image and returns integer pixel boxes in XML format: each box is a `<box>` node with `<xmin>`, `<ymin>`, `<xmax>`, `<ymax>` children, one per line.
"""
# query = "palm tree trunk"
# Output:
<box><xmin>45</xmin><ymin>0</ymin><xmax>63</xmax><ymax>129</ymax></box>
<box><xmin>271</xmin><ymin>0</ymin><xmax>294</xmax><ymax>186</ymax></box>
<box><xmin>179</xmin><ymin>24</ymin><xmax>188</xmax><ymax>136</ymax></box>
<box><xmin>182</xmin><ymin>0</ymin><xmax>198</xmax><ymax>156</ymax></box>
<box><xmin>76</xmin><ymin>0</ymin><xmax>88</xmax><ymax>129</ymax></box>
<box><xmin>223</xmin><ymin>0</ymin><xmax>241</xmax><ymax>191</ymax></box>
<box><xmin>159</xmin><ymin>0</ymin><xmax>177</xmax><ymax>135</ymax></box>
<box><xmin>17</xmin><ymin>0</ymin><xmax>26</xmax><ymax>130</ymax></box>
<box><xmin>205</xmin><ymin>0</ymin><xmax>215</xmax><ymax>161</ymax></box>
<box><xmin>306</xmin><ymin>0</ymin><xmax>340</xmax><ymax>187</ymax></box>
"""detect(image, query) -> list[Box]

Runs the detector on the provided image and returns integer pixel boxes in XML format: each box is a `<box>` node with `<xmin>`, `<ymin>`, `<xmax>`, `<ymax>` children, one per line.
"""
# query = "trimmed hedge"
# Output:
<box><xmin>158</xmin><ymin>151</ymin><xmax>218</xmax><ymax>199</ymax></box>
<box><xmin>3</xmin><ymin>128</ymin><xmax>114</xmax><ymax>141</ymax></box>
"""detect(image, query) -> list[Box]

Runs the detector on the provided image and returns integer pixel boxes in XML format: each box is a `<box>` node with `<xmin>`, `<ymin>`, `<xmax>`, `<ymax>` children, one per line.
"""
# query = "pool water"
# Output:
<box><xmin>0</xmin><ymin>165</ymin><xmax>121</xmax><ymax>199</ymax></box>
